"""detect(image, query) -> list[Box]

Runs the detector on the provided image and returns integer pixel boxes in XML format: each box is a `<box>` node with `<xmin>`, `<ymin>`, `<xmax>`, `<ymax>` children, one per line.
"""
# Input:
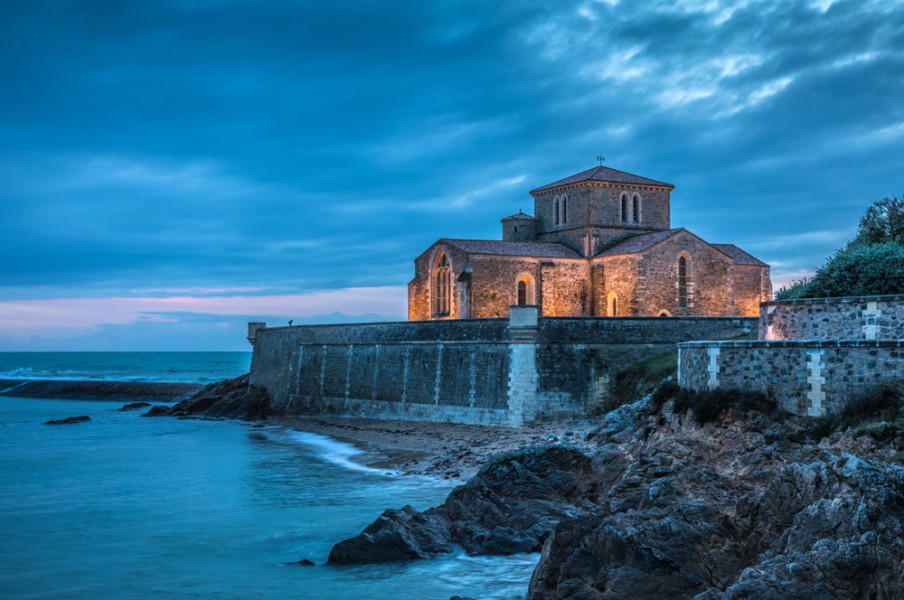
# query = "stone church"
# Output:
<box><xmin>408</xmin><ymin>165</ymin><xmax>771</xmax><ymax>320</ymax></box>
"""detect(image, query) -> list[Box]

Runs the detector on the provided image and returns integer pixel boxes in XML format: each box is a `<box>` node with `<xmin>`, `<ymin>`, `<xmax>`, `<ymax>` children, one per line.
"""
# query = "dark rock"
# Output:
<box><xmin>328</xmin><ymin>505</ymin><xmax>453</xmax><ymax>564</ymax></box>
<box><xmin>147</xmin><ymin>374</ymin><xmax>274</xmax><ymax>421</ymax></box>
<box><xmin>328</xmin><ymin>445</ymin><xmax>600</xmax><ymax>564</ymax></box>
<box><xmin>0</xmin><ymin>379</ymin><xmax>202</xmax><ymax>401</ymax></box>
<box><xmin>118</xmin><ymin>401</ymin><xmax>152</xmax><ymax>411</ymax></box>
<box><xmin>141</xmin><ymin>405</ymin><xmax>171</xmax><ymax>417</ymax></box>
<box><xmin>444</xmin><ymin>445</ymin><xmax>600</xmax><ymax>555</ymax></box>
<box><xmin>329</xmin><ymin>388</ymin><xmax>904</xmax><ymax>599</ymax></box>
<box><xmin>292</xmin><ymin>559</ymin><xmax>315</xmax><ymax>567</ymax></box>
<box><xmin>45</xmin><ymin>415</ymin><xmax>90</xmax><ymax>425</ymax></box>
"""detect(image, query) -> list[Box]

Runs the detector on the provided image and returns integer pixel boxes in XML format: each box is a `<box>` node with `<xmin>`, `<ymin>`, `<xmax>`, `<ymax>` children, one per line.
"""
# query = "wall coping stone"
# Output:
<box><xmin>761</xmin><ymin>294</ymin><xmax>904</xmax><ymax>307</ymax></box>
<box><xmin>680</xmin><ymin>339</ymin><xmax>904</xmax><ymax>349</ymax></box>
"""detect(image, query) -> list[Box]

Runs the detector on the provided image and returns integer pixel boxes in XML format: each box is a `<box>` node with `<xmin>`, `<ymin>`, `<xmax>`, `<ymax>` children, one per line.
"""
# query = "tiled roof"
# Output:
<box><xmin>501</xmin><ymin>210</ymin><xmax>538</xmax><ymax>221</ymax></box>
<box><xmin>531</xmin><ymin>165</ymin><xmax>674</xmax><ymax>193</ymax></box>
<box><xmin>712</xmin><ymin>244</ymin><xmax>769</xmax><ymax>267</ymax></box>
<box><xmin>595</xmin><ymin>229</ymin><xmax>684</xmax><ymax>257</ymax></box>
<box><xmin>440</xmin><ymin>239</ymin><xmax>581</xmax><ymax>258</ymax></box>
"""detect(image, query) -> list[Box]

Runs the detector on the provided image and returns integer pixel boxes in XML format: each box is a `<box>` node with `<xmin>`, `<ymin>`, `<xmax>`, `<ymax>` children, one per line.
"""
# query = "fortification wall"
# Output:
<box><xmin>250</xmin><ymin>311</ymin><xmax>755</xmax><ymax>426</ymax></box>
<box><xmin>760</xmin><ymin>294</ymin><xmax>904</xmax><ymax>341</ymax></box>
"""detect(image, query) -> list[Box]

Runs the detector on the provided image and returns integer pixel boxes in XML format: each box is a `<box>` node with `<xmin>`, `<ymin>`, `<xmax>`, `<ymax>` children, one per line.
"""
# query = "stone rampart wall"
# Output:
<box><xmin>679</xmin><ymin>340</ymin><xmax>904</xmax><ymax>416</ymax></box>
<box><xmin>250</xmin><ymin>311</ymin><xmax>756</xmax><ymax>426</ymax></box>
<box><xmin>760</xmin><ymin>295</ymin><xmax>904</xmax><ymax>341</ymax></box>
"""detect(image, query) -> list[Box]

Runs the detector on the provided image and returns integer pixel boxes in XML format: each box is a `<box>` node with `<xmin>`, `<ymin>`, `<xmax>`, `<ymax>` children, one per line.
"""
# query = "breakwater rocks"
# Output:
<box><xmin>144</xmin><ymin>374</ymin><xmax>272</xmax><ymax>421</ymax></box>
<box><xmin>0</xmin><ymin>379</ymin><xmax>203</xmax><ymax>401</ymax></box>
<box><xmin>329</xmin><ymin>390</ymin><xmax>904</xmax><ymax>599</ymax></box>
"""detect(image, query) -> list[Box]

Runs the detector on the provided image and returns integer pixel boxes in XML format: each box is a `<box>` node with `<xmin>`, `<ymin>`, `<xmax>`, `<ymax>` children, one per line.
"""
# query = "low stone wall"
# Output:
<box><xmin>679</xmin><ymin>340</ymin><xmax>904</xmax><ymax>416</ymax></box>
<box><xmin>250</xmin><ymin>309</ymin><xmax>756</xmax><ymax>426</ymax></box>
<box><xmin>760</xmin><ymin>294</ymin><xmax>904</xmax><ymax>341</ymax></box>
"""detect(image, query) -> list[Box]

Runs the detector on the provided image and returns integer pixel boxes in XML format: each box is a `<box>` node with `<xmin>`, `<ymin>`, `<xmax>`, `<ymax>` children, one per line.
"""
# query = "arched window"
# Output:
<box><xmin>433</xmin><ymin>251</ymin><xmax>452</xmax><ymax>316</ymax></box>
<box><xmin>516</xmin><ymin>275</ymin><xmax>535</xmax><ymax>306</ymax></box>
<box><xmin>561</xmin><ymin>195</ymin><xmax>567</xmax><ymax>224</ymax></box>
<box><xmin>554</xmin><ymin>197</ymin><xmax>560</xmax><ymax>225</ymax></box>
<box><xmin>620</xmin><ymin>193</ymin><xmax>628</xmax><ymax>223</ymax></box>
<box><xmin>607</xmin><ymin>292</ymin><xmax>618</xmax><ymax>317</ymax></box>
<box><xmin>632</xmin><ymin>193</ymin><xmax>641</xmax><ymax>224</ymax></box>
<box><xmin>659</xmin><ymin>310</ymin><xmax>671</xmax><ymax>317</ymax></box>
<box><xmin>678</xmin><ymin>255</ymin><xmax>689</xmax><ymax>308</ymax></box>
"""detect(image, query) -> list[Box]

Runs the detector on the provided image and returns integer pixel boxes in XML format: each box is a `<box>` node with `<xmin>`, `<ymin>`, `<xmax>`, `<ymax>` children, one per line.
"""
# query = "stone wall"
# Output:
<box><xmin>250</xmin><ymin>309</ymin><xmax>756</xmax><ymax>426</ymax></box>
<box><xmin>760</xmin><ymin>295</ymin><xmax>904</xmax><ymax>341</ymax></box>
<box><xmin>679</xmin><ymin>340</ymin><xmax>904</xmax><ymax>416</ymax></box>
<box><xmin>679</xmin><ymin>295</ymin><xmax>904</xmax><ymax>417</ymax></box>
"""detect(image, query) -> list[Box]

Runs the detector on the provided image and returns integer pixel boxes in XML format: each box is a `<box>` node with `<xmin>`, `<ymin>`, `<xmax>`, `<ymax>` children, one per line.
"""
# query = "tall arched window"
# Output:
<box><xmin>516</xmin><ymin>275</ymin><xmax>535</xmax><ymax>306</ymax></box>
<box><xmin>561</xmin><ymin>195</ymin><xmax>567</xmax><ymax>224</ymax></box>
<box><xmin>678</xmin><ymin>256</ymin><xmax>689</xmax><ymax>308</ymax></box>
<box><xmin>607</xmin><ymin>292</ymin><xmax>618</xmax><ymax>317</ymax></box>
<box><xmin>620</xmin><ymin>193</ymin><xmax>628</xmax><ymax>223</ymax></box>
<box><xmin>433</xmin><ymin>251</ymin><xmax>451</xmax><ymax>316</ymax></box>
<box><xmin>554</xmin><ymin>197</ymin><xmax>560</xmax><ymax>225</ymax></box>
<box><xmin>632</xmin><ymin>193</ymin><xmax>641</xmax><ymax>224</ymax></box>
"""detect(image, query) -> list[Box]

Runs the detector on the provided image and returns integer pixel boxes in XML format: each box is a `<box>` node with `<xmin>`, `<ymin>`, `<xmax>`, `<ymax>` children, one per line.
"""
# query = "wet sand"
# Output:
<box><xmin>280</xmin><ymin>415</ymin><xmax>598</xmax><ymax>479</ymax></box>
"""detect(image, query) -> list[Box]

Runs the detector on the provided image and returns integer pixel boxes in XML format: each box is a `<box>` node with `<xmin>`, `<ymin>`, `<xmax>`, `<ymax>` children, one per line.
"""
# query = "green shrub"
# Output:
<box><xmin>775</xmin><ymin>278</ymin><xmax>812</xmax><ymax>300</ymax></box>
<box><xmin>805</xmin><ymin>381</ymin><xmax>903</xmax><ymax>440</ymax></box>
<box><xmin>839</xmin><ymin>382</ymin><xmax>902</xmax><ymax>427</ymax></box>
<box><xmin>655</xmin><ymin>383</ymin><xmax>776</xmax><ymax>424</ymax></box>
<box><xmin>805</xmin><ymin>242</ymin><xmax>904</xmax><ymax>298</ymax></box>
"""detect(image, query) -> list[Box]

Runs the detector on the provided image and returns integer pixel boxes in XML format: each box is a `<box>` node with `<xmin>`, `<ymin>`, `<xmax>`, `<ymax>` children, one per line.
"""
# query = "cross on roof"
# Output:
<box><xmin>596</xmin><ymin>154</ymin><xmax>605</xmax><ymax>166</ymax></box>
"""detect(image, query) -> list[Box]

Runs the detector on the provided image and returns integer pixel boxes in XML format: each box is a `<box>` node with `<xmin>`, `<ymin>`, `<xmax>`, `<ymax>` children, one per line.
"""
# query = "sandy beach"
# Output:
<box><xmin>280</xmin><ymin>415</ymin><xmax>598</xmax><ymax>479</ymax></box>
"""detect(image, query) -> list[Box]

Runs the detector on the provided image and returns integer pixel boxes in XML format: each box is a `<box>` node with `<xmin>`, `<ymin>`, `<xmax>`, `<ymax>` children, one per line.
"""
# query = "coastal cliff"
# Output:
<box><xmin>329</xmin><ymin>384</ymin><xmax>904</xmax><ymax>599</ymax></box>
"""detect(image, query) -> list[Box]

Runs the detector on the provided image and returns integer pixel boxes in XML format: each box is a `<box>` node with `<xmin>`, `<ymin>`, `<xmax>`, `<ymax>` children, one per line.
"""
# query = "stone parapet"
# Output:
<box><xmin>678</xmin><ymin>340</ymin><xmax>904</xmax><ymax>416</ymax></box>
<box><xmin>760</xmin><ymin>294</ymin><xmax>904</xmax><ymax>341</ymax></box>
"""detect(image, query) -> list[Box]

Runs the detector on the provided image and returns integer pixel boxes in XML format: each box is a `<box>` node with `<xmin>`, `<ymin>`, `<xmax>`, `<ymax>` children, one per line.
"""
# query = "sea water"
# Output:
<box><xmin>0</xmin><ymin>353</ymin><xmax>537</xmax><ymax>599</ymax></box>
<box><xmin>0</xmin><ymin>351</ymin><xmax>253</xmax><ymax>384</ymax></box>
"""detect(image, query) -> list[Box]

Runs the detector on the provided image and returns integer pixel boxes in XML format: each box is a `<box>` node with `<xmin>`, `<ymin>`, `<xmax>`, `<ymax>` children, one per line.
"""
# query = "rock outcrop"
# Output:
<box><xmin>145</xmin><ymin>374</ymin><xmax>273</xmax><ymax>421</ymax></box>
<box><xmin>328</xmin><ymin>445</ymin><xmax>598</xmax><ymax>564</ymax></box>
<box><xmin>45</xmin><ymin>415</ymin><xmax>91</xmax><ymax>425</ymax></box>
<box><xmin>0</xmin><ymin>379</ymin><xmax>202</xmax><ymax>401</ymax></box>
<box><xmin>329</xmin><ymin>388</ymin><xmax>904</xmax><ymax>599</ymax></box>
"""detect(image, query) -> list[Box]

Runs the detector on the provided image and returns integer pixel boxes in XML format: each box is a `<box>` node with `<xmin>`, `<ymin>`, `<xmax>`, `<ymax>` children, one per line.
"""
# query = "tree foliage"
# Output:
<box><xmin>853</xmin><ymin>195</ymin><xmax>904</xmax><ymax>246</ymax></box>
<box><xmin>777</xmin><ymin>194</ymin><xmax>904</xmax><ymax>299</ymax></box>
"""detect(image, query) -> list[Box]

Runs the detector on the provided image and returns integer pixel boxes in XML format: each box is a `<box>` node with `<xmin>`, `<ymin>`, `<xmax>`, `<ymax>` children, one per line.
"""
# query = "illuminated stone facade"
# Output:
<box><xmin>409</xmin><ymin>165</ymin><xmax>771</xmax><ymax>320</ymax></box>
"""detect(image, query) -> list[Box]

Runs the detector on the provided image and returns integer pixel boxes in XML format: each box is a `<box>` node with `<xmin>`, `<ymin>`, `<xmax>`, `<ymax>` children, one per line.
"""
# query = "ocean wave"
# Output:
<box><xmin>286</xmin><ymin>431</ymin><xmax>396</xmax><ymax>476</ymax></box>
<box><xmin>0</xmin><ymin>382</ymin><xmax>30</xmax><ymax>395</ymax></box>
<box><xmin>0</xmin><ymin>367</ymin><xmax>135</xmax><ymax>382</ymax></box>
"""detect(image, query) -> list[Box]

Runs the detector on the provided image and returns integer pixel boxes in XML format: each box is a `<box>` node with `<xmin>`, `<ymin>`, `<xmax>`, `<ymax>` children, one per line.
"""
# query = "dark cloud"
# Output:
<box><xmin>2</xmin><ymin>0</ymin><xmax>903</xmax><ymax>310</ymax></box>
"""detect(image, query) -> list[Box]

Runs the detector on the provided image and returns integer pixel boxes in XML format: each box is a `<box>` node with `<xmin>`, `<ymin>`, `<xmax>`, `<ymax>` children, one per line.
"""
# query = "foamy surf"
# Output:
<box><xmin>0</xmin><ymin>382</ymin><xmax>29</xmax><ymax>395</ymax></box>
<box><xmin>286</xmin><ymin>430</ymin><xmax>396</xmax><ymax>476</ymax></box>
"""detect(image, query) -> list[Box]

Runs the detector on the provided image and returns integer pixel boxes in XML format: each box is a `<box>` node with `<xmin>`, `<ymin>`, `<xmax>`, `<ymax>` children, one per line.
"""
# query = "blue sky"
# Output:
<box><xmin>1</xmin><ymin>0</ymin><xmax>903</xmax><ymax>350</ymax></box>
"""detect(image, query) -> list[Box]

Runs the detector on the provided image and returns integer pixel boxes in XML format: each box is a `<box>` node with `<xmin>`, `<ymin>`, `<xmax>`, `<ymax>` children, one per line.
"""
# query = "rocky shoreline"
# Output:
<box><xmin>325</xmin><ymin>387</ymin><xmax>904</xmax><ymax>599</ymax></box>
<box><xmin>29</xmin><ymin>373</ymin><xmax>903</xmax><ymax>598</ymax></box>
